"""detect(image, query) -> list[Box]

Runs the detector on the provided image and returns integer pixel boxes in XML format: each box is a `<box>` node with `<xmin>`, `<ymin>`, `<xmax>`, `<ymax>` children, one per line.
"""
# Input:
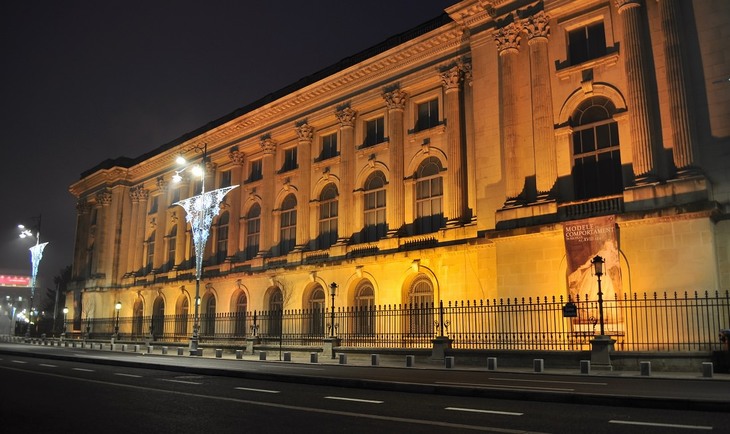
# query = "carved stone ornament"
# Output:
<box><xmin>260</xmin><ymin>136</ymin><xmax>277</xmax><ymax>155</ymax></box>
<box><xmin>441</xmin><ymin>64</ymin><xmax>463</xmax><ymax>91</ymax></box>
<box><xmin>96</xmin><ymin>190</ymin><xmax>112</xmax><ymax>207</ymax></box>
<box><xmin>525</xmin><ymin>11</ymin><xmax>550</xmax><ymax>41</ymax></box>
<box><xmin>156</xmin><ymin>177</ymin><xmax>168</xmax><ymax>192</ymax></box>
<box><xmin>149</xmin><ymin>216</ymin><xmax>157</xmax><ymax>229</ymax></box>
<box><xmin>614</xmin><ymin>0</ymin><xmax>641</xmax><ymax>13</ymax></box>
<box><xmin>494</xmin><ymin>21</ymin><xmax>522</xmax><ymax>54</ymax></box>
<box><xmin>383</xmin><ymin>88</ymin><xmax>407</xmax><ymax>111</ymax></box>
<box><xmin>170</xmin><ymin>211</ymin><xmax>178</xmax><ymax>224</ymax></box>
<box><xmin>76</xmin><ymin>200</ymin><xmax>90</xmax><ymax>214</ymax></box>
<box><xmin>296</xmin><ymin>122</ymin><xmax>314</xmax><ymax>143</ymax></box>
<box><xmin>336</xmin><ymin>106</ymin><xmax>357</xmax><ymax>127</ymax></box>
<box><xmin>229</xmin><ymin>148</ymin><xmax>245</xmax><ymax>165</ymax></box>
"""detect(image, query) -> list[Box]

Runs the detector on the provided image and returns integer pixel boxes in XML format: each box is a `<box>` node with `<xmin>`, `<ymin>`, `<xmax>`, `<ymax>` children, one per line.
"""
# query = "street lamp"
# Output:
<box><xmin>62</xmin><ymin>307</ymin><xmax>69</xmax><ymax>339</ymax></box>
<box><xmin>591</xmin><ymin>255</ymin><xmax>606</xmax><ymax>336</ymax></box>
<box><xmin>328</xmin><ymin>282</ymin><xmax>338</xmax><ymax>338</ymax></box>
<box><xmin>18</xmin><ymin>215</ymin><xmax>48</xmax><ymax>339</ymax></box>
<box><xmin>173</xmin><ymin>143</ymin><xmax>238</xmax><ymax>355</ymax></box>
<box><xmin>114</xmin><ymin>301</ymin><xmax>121</xmax><ymax>340</ymax></box>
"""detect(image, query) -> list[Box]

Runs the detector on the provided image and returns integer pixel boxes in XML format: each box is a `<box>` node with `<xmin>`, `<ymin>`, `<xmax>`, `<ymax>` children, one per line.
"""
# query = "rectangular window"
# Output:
<box><xmin>245</xmin><ymin>216</ymin><xmax>260</xmax><ymax>260</ymax></box>
<box><xmin>219</xmin><ymin>170</ymin><xmax>232</xmax><ymax>188</ymax></box>
<box><xmin>415</xmin><ymin>99</ymin><xmax>439</xmax><ymax>132</ymax></box>
<box><xmin>281</xmin><ymin>147</ymin><xmax>298</xmax><ymax>172</ymax></box>
<box><xmin>149</xmin><ymin>196</ymin><xmax>158</xmax><ymax>214</ymax></box>
<box><xmin>363</xmin><ymin>117</ymin><xmax>385</xmax><ymax>147</ymax></box>
<box><xmin>318</xmin><ymin>133</ymin><xmax>338</xmax><ymax>161</ymax></box>
<box><xmin>248</xmin><ymin>160</ymin><xmax>262</xmax><ymax>182</ymax></box>
<box><xmin>568</xmin><ymin>21</ymin><xmax>606</xmax><ymax>65</ymax></box>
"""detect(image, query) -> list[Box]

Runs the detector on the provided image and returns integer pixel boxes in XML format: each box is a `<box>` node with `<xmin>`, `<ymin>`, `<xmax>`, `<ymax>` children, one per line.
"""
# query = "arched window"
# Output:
<box><xmin>268</xmin><ymin>288</ymin><xmax>284</xmax><ymax>337</ymax></box>
<box><xmin>354</xmin><ymin>281</ymin><xmax>375</xmax><ymax>336</ymax></box>
<box><xmin>234</xmin><ymin>292</ymin><xmax>247</xmax><ymax>337</ymax></box>
<box><xmin>167</xmin><ymin>225</ymin><xmax>177</xmax><ymax>271</ymax></box>
<box><xmin>146</xmin><ymin>231</ymin><xmax>156</xmax><ymax>273</ymax></box>
<box><xmin>245</xmin><ymin>204</ymin><xmax>261</xmax><ymax>260</ymax></box>
<box><xmin>363</xmin><ymin>171</ymin><xmax>387</xmax><ymax>242</ymax></box>
<box><xmin>318</xmin><ymin>183</ymin><xmax>339</xmax><ymax>249</ymax></box>
<box><xmin>407</xmin><ymin>277</ymin><xmax>434</xmax><ymax>336</ymax></box>
<box><xmin>415</xmin><ymin>157</ymin><xmax>444</xmax><ymax>234</ymax></box>
<box><xmin>309</xmin><ymin>286</ymin><xmax>326</xmax><ymax>336</ymax></box>
<box><xmin>279</xmin><ymin>194</ymin><xmax>297</xmax><ymax>256</ymax></box>
<box><xmin>202</xmin><ymin>295</ymin><xmax>216</xmax><ymax>337</ymax></box>
<box><xmin>132</xmin><ymin>299</ymin><xmax>144</xmax><ymax>338</ymax></box>
<box><xmin>571</xmin><ymin>96</ymin><xmax>623</xmax><ymax>200</ymax></box>
<box><xmin>175</xmin><ymin>296</ymin><xmax>188</xmax><ymax>337</ymax></box>
<box><xmin>152</xmin><ymin>296</ymin><xmax>165</xmax><ymax>339</ymax></box>
<box><xmin>215</xmin><ymin>212</ymin><xmax>229</xmax><ymax>264</ymax></box>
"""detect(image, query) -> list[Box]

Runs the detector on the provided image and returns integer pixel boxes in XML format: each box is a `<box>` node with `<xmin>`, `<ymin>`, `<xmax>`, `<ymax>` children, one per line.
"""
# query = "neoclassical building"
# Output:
<box><xmin>68</xmin><ymin>0</ymin><xmax>729</xmax><ymax>344</ymax></box>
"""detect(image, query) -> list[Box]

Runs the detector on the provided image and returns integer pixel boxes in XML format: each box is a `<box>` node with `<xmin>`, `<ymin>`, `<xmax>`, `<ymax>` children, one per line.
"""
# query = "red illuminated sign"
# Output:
<box><xmin>0</xmin><ymin>275</ymin><xmax>31</xmax><ymax>287</ymax></box>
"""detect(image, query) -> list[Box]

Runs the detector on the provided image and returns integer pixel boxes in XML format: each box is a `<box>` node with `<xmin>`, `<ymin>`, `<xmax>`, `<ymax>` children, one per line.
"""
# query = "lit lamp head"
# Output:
<box><xmin>63</xmin><ymin>307</ymin><xmax>69</xmax><ymax>315</ymax></box>
<box><xmin>18</xmin><ymin>224</ymin><xmax>33</xmax><ymax>238</ymax></box>
<box><xmin>115</xmin><ymin>301</ymin><xmax>122</xmax><ymax>311</ymax></box>
<box><xmin>329</xmin><ymin>282</ymin><xmax>338</xmax><ymax>297</ymax></box>
<box><xmin>591</xmin><ymin>255</ymin><xmax>604</xmax><ymax>277</ymax></box>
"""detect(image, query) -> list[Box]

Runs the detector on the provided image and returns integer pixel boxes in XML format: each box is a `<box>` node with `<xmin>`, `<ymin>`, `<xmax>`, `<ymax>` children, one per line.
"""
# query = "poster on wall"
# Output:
<box><xmin>563</xmin><ymin>215</ymin><xmax>623</xmax><ymax>330</ymax></box>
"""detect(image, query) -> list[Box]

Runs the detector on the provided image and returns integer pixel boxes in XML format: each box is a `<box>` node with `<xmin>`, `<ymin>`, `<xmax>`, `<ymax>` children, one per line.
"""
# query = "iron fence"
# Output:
<box><xmin>71</xmin><ymin>290</ymin><xmax>729</xmax><ymax>352</ymax></box>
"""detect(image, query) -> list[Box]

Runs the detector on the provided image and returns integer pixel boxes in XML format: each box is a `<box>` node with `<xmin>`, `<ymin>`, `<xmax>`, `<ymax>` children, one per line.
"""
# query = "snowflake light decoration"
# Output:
<box><xmin>29</xmin><ymin>241</ymin><xmax>48</xmax><ymax>297</ymax></box>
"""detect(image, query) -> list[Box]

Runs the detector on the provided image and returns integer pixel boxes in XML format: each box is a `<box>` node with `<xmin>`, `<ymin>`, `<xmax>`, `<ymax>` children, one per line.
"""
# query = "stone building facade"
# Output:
<box><xmin>67</xmin><ymin>0</ymin><xmax>730</xmax><ymax>339</ymax></box>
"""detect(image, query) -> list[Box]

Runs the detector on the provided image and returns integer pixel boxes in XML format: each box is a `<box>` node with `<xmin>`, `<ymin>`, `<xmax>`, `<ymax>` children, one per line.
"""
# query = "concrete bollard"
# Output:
<box><xmin>310</xmin><ymin>352</ymin><xmax>319</xmax><ymax>364</ymax></box>
<box><xmin>640</xmin><ymin>361</ymin><xmax>652</xmax><ymax>376</ymax></box>
<box><xmin>580</xmin><ymin>360</ymin><xmax>591</xmax><ymax>375</ymax></box>
<box><xmin>177</xmin><ymin>347</ymin><xmax>184</xmax><ymax>356</ymax></box>
<box><xmin>445</xmin><ymin>356</ymin><xmax>455</xmax><ymax>369</ymax></box>
<box><xmin>487</xmin><ymin>357</ymin><xmax>498</xmax><ymax>371</ymax></box>
<box><xmin>339</xmin><ymin>354</ymin><xmax>348</xmax><ymax>365</ymax></box>
<box><xmin>259</xmin><ymin>351</ymin><xmax>267</xmax><ymax>361</ymax></box>
<box><xmin>702</xmin><ymin>362</ymin><xmax>714</xmax><ymax>378</ymax></box>
<box><xmin>162</xmin><ymin>346</ymin><xmax>168</xmax><ymax>355</ymax></box>
<box><xmin>533</xmin><ymin>359</ymin><xmax>544</xmax><ymax>373</ymax></box>
<box><xmin>134</xmin><ymin>344</ymin><xmax>140</xmax><ymax>352</ymax></box>
<box><xmin>370</xmin><ymin>354</ymin><xmax>380</xmax><ymax>366</ymax></box>
<box><xmin>215</xmin><ymin>349</ymin><xmax>223</xmax><ymax>358</ymax></box>
<box><xmin>283</xmin><ymin>352</ymin><xmax>292</xmax><ymax>362</ymax></box>
<box><xmin>235</xmin><ymin>350</ymin><xmax>243</xmax><ymax>360</ymax></box>
<box><xmin>406</xmin><ymin>355</ymin><xmax>415</xmax><ymax>367</ymax></box>
<box><xmin>147</xmin><ymin>345</ymin><xmax>153</xmax><ymax>354</ymax></box>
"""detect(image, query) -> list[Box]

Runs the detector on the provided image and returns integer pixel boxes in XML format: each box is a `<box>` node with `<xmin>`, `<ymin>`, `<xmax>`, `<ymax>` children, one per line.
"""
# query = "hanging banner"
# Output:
<box><xmin>563</xmin><ymin>216</ymin><xmax>623</xmax><ymax>328</ymax></box>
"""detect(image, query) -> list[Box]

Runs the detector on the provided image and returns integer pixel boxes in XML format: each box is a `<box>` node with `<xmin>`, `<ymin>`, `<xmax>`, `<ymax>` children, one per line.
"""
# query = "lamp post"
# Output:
<box><xmin>62</xmin><ymin>307</ymin><xmax>69</xmax><ymax>339</ymax></box>
<box><xmin>18</xmin><ymin>215</ymin><xmax>48</xmax><ymax>340</ymax></box>
<box><xmin>173</xmin><ymin>143</ymin><xmax>238</xmax><ymax>355</ymax></box>
<box><xmin>114</xmin><ymin>301</ymin><xmax>121</xmax><ymax>340</ymax></box>
<box><xmin>591</xmin><ymin>255</ymin><xmax>606</xmax><ymax>336</ymax></box>
<box><xmin>328</xmin><ymin>282</ymin><xmax>337</xmax><ymax>338</ymax></box>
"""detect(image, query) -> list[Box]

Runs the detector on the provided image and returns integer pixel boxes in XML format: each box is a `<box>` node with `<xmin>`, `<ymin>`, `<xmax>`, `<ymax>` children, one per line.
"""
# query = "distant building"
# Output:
<box><xmin>68</xmin><ymin>0</ymin><xmax>729</xmax><ymax>344</ymax></box>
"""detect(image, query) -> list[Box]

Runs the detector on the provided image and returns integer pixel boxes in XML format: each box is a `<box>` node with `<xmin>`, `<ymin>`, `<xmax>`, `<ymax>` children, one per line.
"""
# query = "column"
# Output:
<box><xmin>228</xmin><ymin>148</ymin><xmax>245</xmax><ymax>258</ymax></box>
<box><xmin>526</xmin><ymin>11</ymin><xmax>558</xmax><ymax>200</ymax></box>
<box><xmin>132</xmin><ymin>188</ymin><xmax>149</xmax><ymax>274</ymax></box>
<box><xmin>92</xmin><ymin>190</ymin><xmax>112</xmax><ymax>277</ymax></box>
<box><xmin>295</xmin><ymin>122</ymin><xmax>314</xmax><ymax>250</ymax></box>
<box><xmin>336</xmin><ymin>107</ymin><xmax>356</xmax><ymax>244</ymax></box>
<box><xmin>494</xmin><ymin>21</ymin><xmax>524</xmax><ymax>205</ymax></box>
<box><xmin>383</xmin><ymin>88</ymin><xmax>407</xmax><ymax>236</ymax></box>
<box><xmin>258</xmin><ymin>137</ymin><xmax>277</xmax><ymax>257</ymax></box>
<box><xmin>658</xmin><ymin>0</ymin><xmax>700</xmax><ymax>176</ymax></box>
<box><xmin>126</xmin><ymin>188</ymin><xmax>140</xmax><ymax>274</ymax></box>
<box><xmin>615</xmin><ymin>0</ymin><xmax>660</xmax><ymax>183</ymax></box>
<box><xmin>441</xmin><ymin>63</ymin><xmax>468</xmax><ymax>225</ymax></box>
<box><xmin>153</xmin><ymin>180</ymin><xmax>168</xmax><ymax>271</ymax></box>
<box><xmin>72</xmin><ymin>201</ymin><xmax>91</xmax><ymax>279</ymax></box>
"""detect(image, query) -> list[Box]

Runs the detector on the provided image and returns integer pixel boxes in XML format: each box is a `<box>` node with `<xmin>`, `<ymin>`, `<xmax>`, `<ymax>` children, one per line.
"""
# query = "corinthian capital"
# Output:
<box><xmin>383</xmin><ymin>88</ymin><xmax>407</xmax><ymax>111</ymax></box>
<box><xmin>336</xmin><ymin>106</ymin><xmax>357</xmax><ymax>127</ymax></box>
<box><xmin>614</xmin><ymin>0</ymin><xmax>642</xmax><ymax>13</ymax></box>
<box><xmin>525</xmin><ymin>11</ymin><xmax>550</xmax><ymax>42</ymax></box>
<box><xmin>441</xmin><ymin>64</ymin><xmax>464</xmax><ymax>91</ymax></box>
<box><xmin>229</xmin><ymin>148</ymin><xmax>245</xmax><ymax>165</ymax></box>
<box><xmin>295</xmin><ymin>122</ymin><xmax>314</xmax><ymax>143</ymax></box>
<box><xmin>96</xmin><ymin>190</ymin><xmax>112</xmax><ymax>207</ymax></box>
<box><xmin>494</xmin><ymin>21</ymin><xmax>522</xmax><ymax>54</ymax></box>
<box><xmin>260</xmin><ymin>136</ymin><xmax>277</xmax><ymax>155</ymax></box>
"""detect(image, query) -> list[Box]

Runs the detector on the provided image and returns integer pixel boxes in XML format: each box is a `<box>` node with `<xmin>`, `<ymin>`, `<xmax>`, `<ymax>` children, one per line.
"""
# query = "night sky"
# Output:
<box><xmin>0</xmin><ymin>1</ymin><xmax>457</xmax><ymax>292</ymax></box>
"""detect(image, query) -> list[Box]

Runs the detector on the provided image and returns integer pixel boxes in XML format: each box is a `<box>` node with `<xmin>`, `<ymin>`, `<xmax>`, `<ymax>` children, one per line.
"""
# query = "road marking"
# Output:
<box><xmin>114</xmin><ymin>373</ymin><xmax>142</xmax><ymax>378</ymax></box>
<box><xmin>73</xmin><ymin>368</ymin><xmax>95</xmax><ymax>372</ymax></box>
<box><xmin>610</xmin><ymin>420</ymin><xmax>712</xmax><ymax>430</ymax></box>
<box><xmin>160</xmin><ymin>379</ymin><xmax>202</xmax><ymax>385</ymax></box>
<box><xmin>446</xmin><ymin>407</ymin><xmax>523</xmax><ymax>416</ymax></box>
<box><xmin>324</xmin><ymin>396</ymin><xmax>383</xmax><ymax>404</ymax></box>
<box><xmin>436</xmin><ymin>381</ymin><xmax>574</xmax><ymax>392</ymax></box>
<box><xmin>11</xmin><ymin>360</ymin><xmax>28</xmax><ymax>364</ymax></box>
<box><xmin>235</xmin><ymin>387</ymin><xmax>280</xmax><ymax>394</ymax></box>
<box><xmin>488</xmin><ymin>377</ymin><xmax>607</xmax><ymax>386</ymax></box>
<box><xmin>39</xmin><ymin>364</ymin><xmax>57</xmax><ymax>368</ymax></box>
<box><xmin>0</xmin><ymin>365</ymin><xmax>547</xmax><ymax>433</ymax></box>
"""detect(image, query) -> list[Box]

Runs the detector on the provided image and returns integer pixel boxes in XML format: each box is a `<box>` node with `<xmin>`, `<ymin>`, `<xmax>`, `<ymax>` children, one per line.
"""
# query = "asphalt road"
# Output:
<box><xmin>2</xmin><ymin>353</ymin><xmax>729</xmax><ymax>434</ymax></box>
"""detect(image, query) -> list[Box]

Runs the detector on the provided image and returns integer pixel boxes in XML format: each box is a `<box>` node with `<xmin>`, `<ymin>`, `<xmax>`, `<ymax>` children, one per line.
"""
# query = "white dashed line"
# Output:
<box><xmin>446</xmin><ymin>407</ymin><xmax>523</xmax><ymax>416</ymax></box>
<box><xmin>324</xmin><ymin>396</ymin><xmax>383</xmax><ymax>404</ymax></box>
<box><xmin>114</xmin><ymin>373</ymin><xmax>142</xmax><ymax>378</ymax></box>
<box><xmin>11</xmin><ymin>360</ymin><xmax>28</xmax><ymax>364</ymax></box>
<box><xmin>610</xmin><ymin>420</ymin><xmax>712</xmax><ymax>430</ymax></box>
<box><xmin>234</xmin><ymin>387</ymin><xmax>280</xmax><ymax>394</ymax></box>
<box><xmin>72</xmin><ymin>368</ymin><xmax>95</xmax><ymax>372</ymax></box>
<box><xmin>39</xmin><ymin>364</ymin><xmax>57</xmax><ymax>368</ymax></box>
<box><xmin>160</xmin><ymin>379</ymin><xmax>202</xmax><ymax>385</ymax></box>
